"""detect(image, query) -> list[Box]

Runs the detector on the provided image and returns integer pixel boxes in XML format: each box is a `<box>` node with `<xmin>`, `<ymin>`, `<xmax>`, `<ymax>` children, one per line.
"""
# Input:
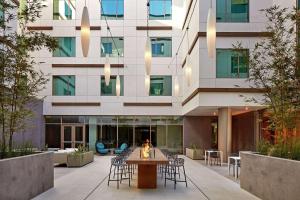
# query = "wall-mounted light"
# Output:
<box><xmin>81</xmin><ymin>5</ymin><xmax>90</xmax><ymax>57</ymax></box>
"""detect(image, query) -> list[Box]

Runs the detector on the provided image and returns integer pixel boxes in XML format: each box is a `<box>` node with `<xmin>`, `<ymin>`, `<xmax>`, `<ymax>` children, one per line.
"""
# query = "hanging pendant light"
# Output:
<box><xmin>104</xmin><ymin>54</ymin><xmax>111</xmax><ymax>86</ymax></box>
<box><xmin>145</xmin><ymin>1</ymin><xmax>152</xmax><ymax>75</ymax></box>
<box><xmin>145</xmin><ymin>75</ymin><xmax>150</xmax><ymax>95</ymax></box>
<box><xmin>81</xmin><ymin>5</ymin><xmax>90</xmax><ymax>57</ymax></box>
<box><xmin>145</xmin><ymin>37</ymin><xmax>152</xmax><ymax>75</ymax></box>
<box><xmin>116</xmin><ymin>75</ymin><xmax>121</xmax><ymax>97</ymax></box>
<box><xmin>174</xmin><ymin>76</ymin><xmax>179</xmax><ymax>96</ymax></box>
<box><xmin>185</xmin><ymin>54</ymin><xmax>192</xmax><ymax>86</ymax></box>
<box><xmin>207</xmin><ymin>1</ymin><xmax>216</xmax><ymax>58</ymax></box>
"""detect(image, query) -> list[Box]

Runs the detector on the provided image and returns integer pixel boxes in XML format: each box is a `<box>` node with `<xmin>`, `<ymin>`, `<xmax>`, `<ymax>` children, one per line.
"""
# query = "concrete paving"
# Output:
<box><xmin>34</xmin><ymin>155</ymin><xmax>260</xmax><ymax>200</ymax></box>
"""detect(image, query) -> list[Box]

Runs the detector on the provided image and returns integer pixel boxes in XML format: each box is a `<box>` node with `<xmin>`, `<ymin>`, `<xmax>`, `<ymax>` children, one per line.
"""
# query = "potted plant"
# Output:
<box><xmin>67</xmin><ymin>145</ymin><xmax>94</xmax><ymax>167</ymax></box>
<box><xmin>186</xmin><ymin>144</ymin><xmax>203</xmax><ymax>160</ymax></box>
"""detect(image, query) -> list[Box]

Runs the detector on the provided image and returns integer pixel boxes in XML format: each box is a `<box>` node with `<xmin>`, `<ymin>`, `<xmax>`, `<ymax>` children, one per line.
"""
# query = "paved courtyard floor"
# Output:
<box><xmin>34</xmin><ymin>155</ymin><xmax>259</xmax><ymax>200</ymax></box>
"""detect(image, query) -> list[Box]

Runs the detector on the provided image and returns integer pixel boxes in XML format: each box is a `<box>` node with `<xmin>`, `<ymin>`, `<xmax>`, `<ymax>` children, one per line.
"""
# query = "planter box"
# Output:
<box><xmin>67</xmin><ymin>151</ymin><xmax>94</xmax><ymax>167</ymax></box>
<box><xmin>186</xmin><ymin>148</ymin><xmax>204</xmax><ymax>160</ymax></box>
<box><xmin>0</xmin><ymin>152</ymin><xmax>54</xmax><ymax>200</ymax></box>
<box><xmin>240</xmin><ymin>152</ymin><xmax>300</xmax><ymax>200</ymax></box>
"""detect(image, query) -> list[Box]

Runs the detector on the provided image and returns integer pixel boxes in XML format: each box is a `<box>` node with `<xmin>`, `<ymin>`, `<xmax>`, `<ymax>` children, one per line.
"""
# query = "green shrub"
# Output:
<box><xmin>269</xmin><ymin>142</ymin><xmax>290</xmax><ymax>159</ymax></box>
<box><xmin>290</xmin><ymin>139</ymin><xmax>300</xmax><ymax>161</ymax></box>
<box><xmin>257</xmin><ymin>139</ymin><xmax>272</xmax><ymax>155</ymax></box>
<box><xmin>257</xmin><ymin>138</ymin><xmax>300</xmax><ymax>161</ymax></box>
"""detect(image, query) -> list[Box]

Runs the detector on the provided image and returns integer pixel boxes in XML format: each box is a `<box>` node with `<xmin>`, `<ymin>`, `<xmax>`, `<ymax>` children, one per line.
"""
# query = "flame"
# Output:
<box><xmin>142</xmin><ymin>144</ymin><xmax>150</xmax><ymax>158</ymax></box>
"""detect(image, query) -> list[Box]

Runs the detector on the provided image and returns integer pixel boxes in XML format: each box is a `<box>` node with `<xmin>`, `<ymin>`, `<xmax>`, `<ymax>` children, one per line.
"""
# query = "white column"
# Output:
<box><xmin>218</xmin><ymin>107</ymin><xmax>232</xmax><ymax>162</ymax></box>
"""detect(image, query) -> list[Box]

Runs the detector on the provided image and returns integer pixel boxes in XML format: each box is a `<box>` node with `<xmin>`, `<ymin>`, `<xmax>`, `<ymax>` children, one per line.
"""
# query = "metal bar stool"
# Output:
<box><xmin>107</xmin><ymin>157</ymin><xmax>131</xmax><ymax>189</ymax></box>
<box><xmin>164</xmin><ymin>158</ymin><xmax>187</xmax><ymax>189</ymax></box>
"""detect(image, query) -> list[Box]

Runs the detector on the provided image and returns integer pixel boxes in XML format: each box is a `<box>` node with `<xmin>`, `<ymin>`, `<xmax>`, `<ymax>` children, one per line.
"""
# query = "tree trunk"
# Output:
<box><xmin>8</xmin><ymin>133</ymin><xmax>13</xmax><ymax>152</ymax></box>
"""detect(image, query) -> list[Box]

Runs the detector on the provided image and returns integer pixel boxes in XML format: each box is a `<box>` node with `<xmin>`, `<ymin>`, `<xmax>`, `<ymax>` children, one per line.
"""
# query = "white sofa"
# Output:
<box><xmin>53</xmin><ymin>148</ymin><xmax>77</xmax><ymax>165</ymax></box>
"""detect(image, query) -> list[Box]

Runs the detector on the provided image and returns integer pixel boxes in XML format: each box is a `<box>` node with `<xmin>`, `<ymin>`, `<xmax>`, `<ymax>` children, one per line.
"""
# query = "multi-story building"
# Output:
<box><xmin>16</xmin><ymin>0</ymin><xmax>298</xmax><ymax>160</ymax></box>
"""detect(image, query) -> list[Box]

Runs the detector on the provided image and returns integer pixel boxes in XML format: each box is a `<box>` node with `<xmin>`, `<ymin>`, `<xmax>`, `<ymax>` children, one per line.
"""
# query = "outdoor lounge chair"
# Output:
<box><xmin>96</xmin><ymin>142</ymin><xmax>109</xmax><ymax>154</ymax></box>
<box><xmin>114</xmin><ymin>143</ymin><xmax>127</xmax><ymax>154</ymax></box>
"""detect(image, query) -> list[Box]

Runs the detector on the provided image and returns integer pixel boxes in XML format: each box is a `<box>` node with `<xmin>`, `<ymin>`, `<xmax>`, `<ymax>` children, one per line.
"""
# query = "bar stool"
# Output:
<box><xmin>164</xmin><ymin>158</ymin><xmax>187</xmax><ymax>189</ymax></box>
<box><xmin>107</xmin><ymin>157</ymin><xmax>131</xmax><ymax>189</ymax></box>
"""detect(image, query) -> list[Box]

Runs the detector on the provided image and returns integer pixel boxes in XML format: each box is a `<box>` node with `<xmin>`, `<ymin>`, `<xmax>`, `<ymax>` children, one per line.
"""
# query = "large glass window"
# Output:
<box><xmin>151</xmin><ymin>37</ymin><xmax>172</xmax><ymax>57</ymax></box>
<box><xmin>216</xmin><ymin>0</ymin><xmax>249</xmax><ymax>22</ymax></box>
<box><xmin>150</xmin><ymin>76</ymin><xmax>172</xmax><ymax>96</ymax></box>
<box><xmin>101</xmin><ymin>116</ymin><xmax>118</xmax><ymax>148</ymax></box>
<box><xmin>101</xmin><ymin>37</ymin><xmax>124</xmax><ymax>57</ymax></box>
<box><xmin>135</xmin><ymin>116</ymin><xmax>151</xmax><ymax>147</ymax></box>
<box><xmin>118</xmin><ymin>116</ymin><xmax>134</xmax><ymax>147</ymax></box>
<box><xmin>101</xmin><ymin>0</ymin><xmax>124</xmax><ymax>20</ymax></box>
<box><xmin>45</xmin><ymin>124</ymin><xmax>61</xmax><ymax>148</ymax></box>
<box><xmin>53</xmin><ymin>37</ymin><xmax>76</xmax><ymax>57</ymax></box>
<box><xmin>53</xmin><ymin>0</ymin><xmax>75</xmax><ymax>20</ymax></box>
<box><xmin>167</xmin><ymin>125</ymin><xmax>183</xmax><ymax>153</ymax></box>
<box><xmin>52</xmin><ymin>75</ymin><xmax>75</xmax><ymax>96</ymax></box>
<box><xmin>101</xmin><ymin>76</ymin><xmax>124</xmax><ymax>96</ymax></box>
<box><xmin>216</xmin><ymin>49</ymin><xmax>249</xmax><ymax>78</ymax></box>
<box><xmin>149</xmin><ymin>0</ymin><xmax>172</xmax><ymax>20</ymax></box>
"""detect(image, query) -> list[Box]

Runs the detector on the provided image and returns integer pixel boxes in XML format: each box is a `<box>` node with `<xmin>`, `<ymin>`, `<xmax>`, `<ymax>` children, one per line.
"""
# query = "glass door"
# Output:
<box><xmin>61</xmin><ymin>125</ymin><xmax>85</xmax><ymax>149</ymax></box>
<box><xmin>74</xmin><ymin>126</ymin><xmax>85</xmax><ymax>148</ymax></box>
<box><xmin>61</xmin><ymin>126</ymin><xmax>72</xmax><ymax>149</ymax></box>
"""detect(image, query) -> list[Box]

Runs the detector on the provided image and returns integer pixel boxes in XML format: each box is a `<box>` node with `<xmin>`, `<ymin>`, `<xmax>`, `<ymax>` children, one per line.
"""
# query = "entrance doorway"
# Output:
<box><xmin>61</xmin><ymin>125</ymin><xmax>85</xmax><ymax>149</ymax></box>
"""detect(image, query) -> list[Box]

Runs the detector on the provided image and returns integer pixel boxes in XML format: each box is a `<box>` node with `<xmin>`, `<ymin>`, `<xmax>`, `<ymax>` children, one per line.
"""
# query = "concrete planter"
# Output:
<box><xmin>0</xmin><ymin>152</ymin><xmax>54</xmax><ymax>200</ymax></box>
<box><xmin>240</xmin><ymin>152</ymin><xmax>300</xmax><ymax>200</ymax></box>
<box><xmin>67</xmin><ymin>151</ymin><xmax>94</xmax><ymax>167</ymax></box>
<box><xmin>186</xmin><ymin>148</ymin><xmax>204</xmax><ymax>160</ymax></box>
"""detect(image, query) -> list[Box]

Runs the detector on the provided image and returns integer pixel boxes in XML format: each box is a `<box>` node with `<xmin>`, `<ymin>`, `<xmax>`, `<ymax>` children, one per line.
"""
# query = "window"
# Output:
<box><xmin>53</xmin><ymin>37</ymin><xmax>76</xmax><ymax>57</ymax></box>
<box><xmin>53</xmin><ymin>75</ymin><xmax>75</xmax><ymax>96</ymax></box>
<box><xmin>150</xmin><ymin>76</ymin><xmax>172</xmax><ymax>96</ymax></box>
<box><xmin>149</xmin><ymin>0</ymin><xmax>172</xmax><ymax>20</ymax></box>
<box><xmin>53</xmin><ymin>0</ymin><xmax>75</xmax><ymax>20</ymax></box>
<box><xmin>101</xmin><ymin>0</ymin><xmax>124</xmax><ymax>20</ymax></box>
<box><xmin>101</xmin><ymin>76</ymin><xmax>124</xmax><ymax>96</ymax></box>
<box><xmin>151</xmin><ymin>37</ymin><xmax>172</xmax><ymax>57</ymax></box>
<box><xmin>101</xmin><ymin>37</ymin><xmax>124</xmax><ymax>57</ymax></box>
<box><xmin>216</xmin><ymin>49</ymin><xmax>249</xmax><ymax>78</ymax></box>
<box><xmin>216</xmin><ymin>0</ymin><xmax>249</xmax><ymax>22</ymax></box>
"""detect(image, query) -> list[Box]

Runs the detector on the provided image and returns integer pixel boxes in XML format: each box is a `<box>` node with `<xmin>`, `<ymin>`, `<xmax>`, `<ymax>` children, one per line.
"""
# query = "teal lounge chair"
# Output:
<box><xmin>96</xmin><ymin>142</ymin><xmax>109</xmax><ymax>154</ymax></box>
<box><xmin>114</xmin><ymin>143</ymin><xmax>127</xmax><ymax>154</ymax></box>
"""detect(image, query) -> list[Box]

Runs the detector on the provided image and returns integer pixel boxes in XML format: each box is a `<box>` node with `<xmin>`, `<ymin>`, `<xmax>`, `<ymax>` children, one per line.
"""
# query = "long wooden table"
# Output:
<box><xmin>126</xmin><ymin>148</ymin><xmax>169</xmax><ymax>189</ymax></box>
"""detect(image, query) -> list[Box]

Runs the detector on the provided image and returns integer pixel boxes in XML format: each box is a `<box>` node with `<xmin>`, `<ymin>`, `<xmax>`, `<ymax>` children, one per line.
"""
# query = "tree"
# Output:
<box><xmin>237</xmin><ymin>5</ymin><xmax>300</xmax><ymax>141</ymax></box>
<box><xmin>0</xmin><ymin>0</ymin><xmax>57</xmax><ymax>157</ymax></box>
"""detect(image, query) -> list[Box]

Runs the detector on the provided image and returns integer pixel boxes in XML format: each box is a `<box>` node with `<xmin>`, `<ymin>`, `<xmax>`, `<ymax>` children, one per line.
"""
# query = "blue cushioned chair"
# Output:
<box><xmin>96</xmin><ymin>142</ymin><xmax>109</xmax><ymax>154</ymax></box>
<box><xmin>114</xmin><ymin>143</ymin><xmax>127</xmax><ymax>154</ymax></box>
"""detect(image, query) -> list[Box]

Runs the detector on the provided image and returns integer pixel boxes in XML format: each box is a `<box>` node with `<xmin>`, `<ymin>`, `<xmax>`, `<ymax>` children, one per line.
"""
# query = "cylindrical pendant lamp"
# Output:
<box><xmin>145</xmin><ymin>75</ymin><xmax>150</xmax><ymax>95</ymax></box>
<box><xmin>81</xmin><ymin>6</ymin><xmax>90</xmax><ymax>57</ymax></box>
<box><xmin>145</xmin><ymin>37</ymin><xmax>152</xmax><ymax>75</ymax></box>
<box><xmin>104</xmin><ymin>54</ymin><xmax>111</xmax><ymax>86</ymax></box>
<box><xmin>207</xmin><ymin>2</ymin><xmax>216</xmax><ymax>58</ymax></box>
<box><xmin>116</xmin><ymin>75</ymin><xmax>121</xmax><ymax>97</ymax></box>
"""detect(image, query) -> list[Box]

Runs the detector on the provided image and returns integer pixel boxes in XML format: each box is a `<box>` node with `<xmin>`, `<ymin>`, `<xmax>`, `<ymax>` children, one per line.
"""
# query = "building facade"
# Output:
<box><xmin>20</xmin><ymin>0</ymin><xmax>297</xmax><ymax>158</ymax></box>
